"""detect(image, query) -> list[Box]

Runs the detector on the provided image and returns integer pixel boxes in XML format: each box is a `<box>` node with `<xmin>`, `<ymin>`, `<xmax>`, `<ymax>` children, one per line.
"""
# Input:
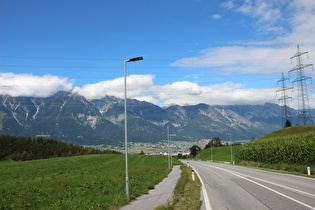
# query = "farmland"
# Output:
<box><xmin>236</xmin><ymin>125</ymin><xmax>315</xmax><ymax>175</ymax></box>
<box><xmin>0</xmin><ymin>154</ymin><xmax>180</xmax><ymax>209</ymax></box>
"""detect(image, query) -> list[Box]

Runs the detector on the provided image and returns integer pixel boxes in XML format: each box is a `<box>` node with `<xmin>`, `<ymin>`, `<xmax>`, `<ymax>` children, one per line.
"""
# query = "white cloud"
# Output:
<box><xmin>172</xmin><ymin>0</ymin><xmax>315</xmax><ymax>75</ymax></box>
<box><xmin>73</xmin><ymin>74</ymin><xmax>155</xmax><ymax>100</ymax></box>
<box><xmin>71</xmin><ymin>75</ymin><xmax>281</xmax><ymax>107</ymax></box>
<box><xmin>212</xmin><ymin>14</ymin><xmax>222</xmax><ymax>19</ymax></box>
<box><xmin>223</xmin><ymin>0</ymin><xmax>285</xmax><ymax>34</ymax></box>
<box><xmin>222</xmin><ymin>0</ymin><xmax>234</xmax><ymax>9</ymax></box>
<box><xmin>171</xmin><ymin>46</ymin><xmax>294</xmax><ymax>75</ymax></box>
<box><xmin>0</xmin><ymin>73</ymin><xmax>73</xmax><ymax>97</ymax></box>
<box><xmin>154</xmin><ymin>81</ymin><xmax>279</xmax><ymax>107</ymax></box>
<box><xmin>1</xmin><ymin>72</ymin><xmax>313</xmax><ymax>109</ymax></box>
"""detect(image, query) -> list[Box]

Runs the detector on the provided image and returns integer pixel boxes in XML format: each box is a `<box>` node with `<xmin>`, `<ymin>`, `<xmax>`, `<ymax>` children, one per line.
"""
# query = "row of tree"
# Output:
<box><xmin>0</xmin><ymin>135</ymin><xmax>120</xmax><ymax>161</ymax></box>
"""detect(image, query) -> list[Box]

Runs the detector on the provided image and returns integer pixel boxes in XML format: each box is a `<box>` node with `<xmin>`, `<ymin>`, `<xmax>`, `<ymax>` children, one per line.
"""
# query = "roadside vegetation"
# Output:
<box><xmin>0</xmin><ymin>154</ymin><xmax>181</xmax><ymax>209</ymax></box>
<box><xmin>236</xmin><ymin>125</ymin><xmax>315</xmax><ymax>175</ymax></box>
<box><xmin>187</xmin><ymin>125</ymin><xmax>314</xmax><ymax>176</ymax></box>
<box><xmin>155</xmin><ymin>165</ymin><xmax>202</xmax><ymax>210</ymax></box>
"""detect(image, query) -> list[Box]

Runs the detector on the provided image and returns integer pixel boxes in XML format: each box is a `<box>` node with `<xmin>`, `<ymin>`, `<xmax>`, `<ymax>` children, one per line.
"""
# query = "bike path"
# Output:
<box><xmin>120</xmin><ymin>165</ymin><xmax>181</xmax><ymax>210</ymax></box>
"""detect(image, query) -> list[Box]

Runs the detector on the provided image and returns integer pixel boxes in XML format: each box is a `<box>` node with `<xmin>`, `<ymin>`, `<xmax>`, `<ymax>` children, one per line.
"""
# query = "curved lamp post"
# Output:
<box><xmin>227</xmin><ymin>133</ymin><xmax>233</xmax><ymax>164</ymax></box>
<box><xmin>167</xmin><ymin>125</ymin><xmax>174</xmax><ymax>170</ymax></box>
<box><xmin>124</xmin><ymin>56</ymin><xmax>143</xmax><ymax>201</ymax></box>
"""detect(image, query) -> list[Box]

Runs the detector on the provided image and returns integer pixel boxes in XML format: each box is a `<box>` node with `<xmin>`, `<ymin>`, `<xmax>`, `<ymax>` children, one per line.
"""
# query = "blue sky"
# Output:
<box><xmin>1</xmin><ymin>0</ymin><xmax>315</xmax><ymax>108</ymax></box>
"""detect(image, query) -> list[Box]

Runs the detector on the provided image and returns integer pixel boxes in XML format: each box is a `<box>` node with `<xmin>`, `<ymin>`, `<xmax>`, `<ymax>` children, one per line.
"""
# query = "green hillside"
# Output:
<box><xmin>236</xmin><ymin>125</ymin><xmax>315</xmax><ymax>175</ymax></box>
<box><xmin>195</xmin><ymin>145</ymin><xmax>241</xmax><ymax>162</ymax></box>
<box><xmin>261</xmin><ymin>125</ymin><xmax>315</xmax><ymax>139</ymax></box>
<box><xmin>0</xmin><ymin>154</ymin><xmax>180</xmax><ymax>209</ymax></box>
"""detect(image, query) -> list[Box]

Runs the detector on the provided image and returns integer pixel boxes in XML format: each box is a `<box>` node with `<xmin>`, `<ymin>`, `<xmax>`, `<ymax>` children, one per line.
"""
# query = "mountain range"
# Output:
<box><xmin>0</xmin><ymin>91</ymin><xmax>305</xmax><ymax>146</ymax></box>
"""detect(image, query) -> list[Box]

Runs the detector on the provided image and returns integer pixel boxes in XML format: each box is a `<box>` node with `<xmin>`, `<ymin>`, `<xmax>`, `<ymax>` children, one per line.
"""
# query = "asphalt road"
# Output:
<box><xmin>185</xmin><ymin>160</ymin><xmax>315</xmax><ymax>210</ymax></box>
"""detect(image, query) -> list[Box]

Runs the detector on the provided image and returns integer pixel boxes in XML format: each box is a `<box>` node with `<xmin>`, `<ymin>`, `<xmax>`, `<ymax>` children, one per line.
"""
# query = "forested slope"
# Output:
<box><xmin>0</xmin><ymin>135</ymin><xmax>120</xmax><ymax>161</ymax></box>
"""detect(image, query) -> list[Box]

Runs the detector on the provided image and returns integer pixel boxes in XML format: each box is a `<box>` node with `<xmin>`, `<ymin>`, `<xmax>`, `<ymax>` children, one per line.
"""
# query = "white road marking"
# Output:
<box><xmin>188</xmin><ymin>164</ymin><xmax>212</xmax><ymax>210</ymax></box>
<box><xmin>207</xmin><ymin>164</ymin><xmax>315</xmax><ymax>210</ymax></box>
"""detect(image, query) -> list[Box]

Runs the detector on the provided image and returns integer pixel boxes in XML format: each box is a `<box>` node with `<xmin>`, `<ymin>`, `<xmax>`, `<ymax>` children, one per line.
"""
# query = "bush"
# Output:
<box><xmin>0</xmin><ymin>152</ymin><xmax>7</xmax><ymax>160</ymax></box>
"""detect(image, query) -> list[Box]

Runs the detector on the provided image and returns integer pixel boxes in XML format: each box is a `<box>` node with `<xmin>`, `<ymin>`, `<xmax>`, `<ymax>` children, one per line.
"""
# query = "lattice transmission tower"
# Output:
<box><xmin>276</xmin><ymin>72</ymin><xmax>292</xmax><ymax>126</ymax></box>
<box><xmin>289</xmin><ymin>45</ymin><xmax>314</xmax><ymax>125</ymax></box>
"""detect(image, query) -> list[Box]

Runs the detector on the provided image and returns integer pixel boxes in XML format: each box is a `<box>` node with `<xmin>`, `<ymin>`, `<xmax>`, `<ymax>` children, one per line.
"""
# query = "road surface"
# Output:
<box><xmin>185</xmin><ymin>160</ymin><xmax>315</xmax><ymax>210</ymax></box>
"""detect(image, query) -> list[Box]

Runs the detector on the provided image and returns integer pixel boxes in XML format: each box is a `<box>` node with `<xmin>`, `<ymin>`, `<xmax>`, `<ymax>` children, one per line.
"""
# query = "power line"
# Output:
<box><xmin>0</xmin><ymin>55</ymin><xmax>121</xmax><ymax>61</ymax></box>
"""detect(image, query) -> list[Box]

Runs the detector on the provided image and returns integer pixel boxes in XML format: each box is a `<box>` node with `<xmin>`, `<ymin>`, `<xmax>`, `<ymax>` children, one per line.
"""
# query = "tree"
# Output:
<box><xmin>204</xmin><ymin>137</ymin><xmax>222</xmax><ymax>149</ymax></box>
<box><xmin>189</xmin><ymin>145</ymin><xmax>201</xmax><ymax>157</ymax></box>
<box><xmin>284</xmin><ymin>120</ymin><xmax>292</xmax><ymax>128</ymax></box>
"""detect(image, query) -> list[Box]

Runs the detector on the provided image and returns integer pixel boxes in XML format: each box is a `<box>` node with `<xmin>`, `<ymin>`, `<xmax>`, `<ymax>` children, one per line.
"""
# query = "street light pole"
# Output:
<box><xmin>211</xmin><ymin>140</ymin><xmax>213</xmax><ymax>162</ymax></box>
<box><xmin>167</xmin><ymin>125</ymin><xmax>174</xmax><ymax>170</ymax></box>
<box><xmin>167</xmin><ymin>126</ymin><xmax>170</xmax><ymax>170</ymax></box>
<box><xmin>227</xmin><ymin>133</ymin><xmax>233</xmax><ymax>164</ymax></box>
<box><xmin>124</xmin><ymin>56</ymin><xmax>143</xmax><ymax>201</ymax></box>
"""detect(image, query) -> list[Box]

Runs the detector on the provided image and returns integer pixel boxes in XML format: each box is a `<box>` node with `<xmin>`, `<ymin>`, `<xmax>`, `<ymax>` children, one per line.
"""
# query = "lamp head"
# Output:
<box><xmin>127</xmin><ymin>56</ymin><xmax>143</xmax><ymax>62</ymax></box>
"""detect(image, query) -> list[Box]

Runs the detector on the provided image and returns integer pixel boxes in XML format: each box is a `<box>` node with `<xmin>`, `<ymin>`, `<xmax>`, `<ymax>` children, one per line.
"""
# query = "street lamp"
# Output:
<box><xmin>167</xmin><ymin>125</ymin><xmax>174</xmax><ymax>170</ymax></box>
<box><xmin>124</xmin><ymin>56</ymin><xmax>143</xmax><ymax>201</ymax></box>
<box><xmin>227</xmin><ymin>133</ymin><xmax>233</xmax><ymax>164</ymax></box>
<box><xmin>210</xmin><ymin>140</ymin><xmax>213</xmax><ymax>162</ymax></box>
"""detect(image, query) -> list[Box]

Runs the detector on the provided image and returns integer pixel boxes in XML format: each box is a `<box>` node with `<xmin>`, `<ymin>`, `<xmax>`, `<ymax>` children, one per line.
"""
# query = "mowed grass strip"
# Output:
<box><xmin>0</xmin><ymin>154</ymin><xmax>174</xmax><ymax>209</ymax></box>
<box><xmin>155</xmin><ymin>165</ymin><xmax>202</xmax><ymax>210</ymax></box>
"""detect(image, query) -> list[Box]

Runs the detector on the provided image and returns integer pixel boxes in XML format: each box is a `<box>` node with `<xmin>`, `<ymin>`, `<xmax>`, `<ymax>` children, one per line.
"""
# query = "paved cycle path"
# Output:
<box><xmin>120</xmin><ymin>165</ymin><xmax>181</xmax><ymax>210</ymax></box>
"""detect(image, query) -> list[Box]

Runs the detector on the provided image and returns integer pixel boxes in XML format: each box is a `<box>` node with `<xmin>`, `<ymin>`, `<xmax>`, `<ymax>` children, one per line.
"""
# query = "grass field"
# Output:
<box><xmin>194</xmin><ymin>145</ymin><xmax>241</xmax><ymax>162</ymax></box>
<box><xmin>1</xmin><ymin>154</ymin><xmax>181</xmax><ymax>209</ymax></box>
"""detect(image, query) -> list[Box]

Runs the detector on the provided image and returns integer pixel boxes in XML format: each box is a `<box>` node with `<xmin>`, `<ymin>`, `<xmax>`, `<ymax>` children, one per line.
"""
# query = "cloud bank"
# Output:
<box><xmin>0</xmin><ymin>73</ymin><xmax>73</xmax><ymax>98</ymax></box>
<box><xmin>0</xmin><ymin>72</ymin><xmax>280</xmax><ymax>107</ymax></box>
<box><xmin>1</xmin><ymin>71</ymin><xmax>314</xmax><ymax>108</ymax></box>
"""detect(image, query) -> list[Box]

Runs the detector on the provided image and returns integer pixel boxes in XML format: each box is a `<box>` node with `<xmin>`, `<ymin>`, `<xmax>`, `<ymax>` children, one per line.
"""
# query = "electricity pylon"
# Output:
<box><xmin>289</xmin><ymin>45</ymin><xmax>314</xmax><ymax>125</ymax></box>
<box><xmin>276</xmin><ymin>72</ymin><xmax>292</xmax><ymax>127</ymax></box>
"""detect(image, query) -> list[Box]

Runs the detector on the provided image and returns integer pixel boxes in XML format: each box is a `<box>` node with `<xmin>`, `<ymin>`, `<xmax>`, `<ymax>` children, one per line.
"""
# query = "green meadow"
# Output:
<box><xmin>195</xmin><ymin>145</ymin><xmax>241</xmax><ymax>162</ymax></box>
<box><xmin>1</xmin><ymin>154</ymin><xmax>180</xmax><ymax>209</ymax></box>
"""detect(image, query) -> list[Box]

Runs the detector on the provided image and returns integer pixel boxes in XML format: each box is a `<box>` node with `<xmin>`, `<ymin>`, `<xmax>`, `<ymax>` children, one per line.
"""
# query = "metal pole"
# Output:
<box><xmin>124</xmin><ymin>60</ymin><xmax>129</xmax><ymax>201</ymax></box>
<box><xmin>211</xmin><ymin>141</ymin><xmax>213</xmax><ymax>162</ymax></box>
<box><xmin>170</xmin><ymin>134</ymin><xmax>172</xmax><ymax>167</ymax></box>
<box><xmin>123</xmin><ymin>56</ymin><xmax>143</xmax><ymax>201</ymax></box>
<box><xmin>167</xmin><ymin>126</ymin><xmax>170</xmax><ymax>170</ymax></box>
<box><xmin>227</xmin><ymin>133</ymin><xmax>233</xmax><ymax>164</ymax></box>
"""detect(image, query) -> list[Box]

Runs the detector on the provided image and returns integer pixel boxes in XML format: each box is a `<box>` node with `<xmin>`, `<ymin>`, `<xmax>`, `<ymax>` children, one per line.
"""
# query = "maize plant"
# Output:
<box><xmin>236</xmin><ymin>132</ymin><xmax>315</xmax><ymax>165</ymax></box>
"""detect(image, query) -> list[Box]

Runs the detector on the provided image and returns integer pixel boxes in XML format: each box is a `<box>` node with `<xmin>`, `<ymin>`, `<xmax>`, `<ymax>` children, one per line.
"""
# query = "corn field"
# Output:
<box><xmin>236</xmin><ymin>132</ymin><xmax>315</xmax><ymax>165</ymax></box>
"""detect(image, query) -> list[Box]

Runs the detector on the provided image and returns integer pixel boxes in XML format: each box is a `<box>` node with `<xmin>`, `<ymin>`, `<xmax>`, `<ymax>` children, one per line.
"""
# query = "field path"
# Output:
<box><xmin>120</xmin><ymin>165</ymin><xmax>181</xmax><ymax>210</ymax></box>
